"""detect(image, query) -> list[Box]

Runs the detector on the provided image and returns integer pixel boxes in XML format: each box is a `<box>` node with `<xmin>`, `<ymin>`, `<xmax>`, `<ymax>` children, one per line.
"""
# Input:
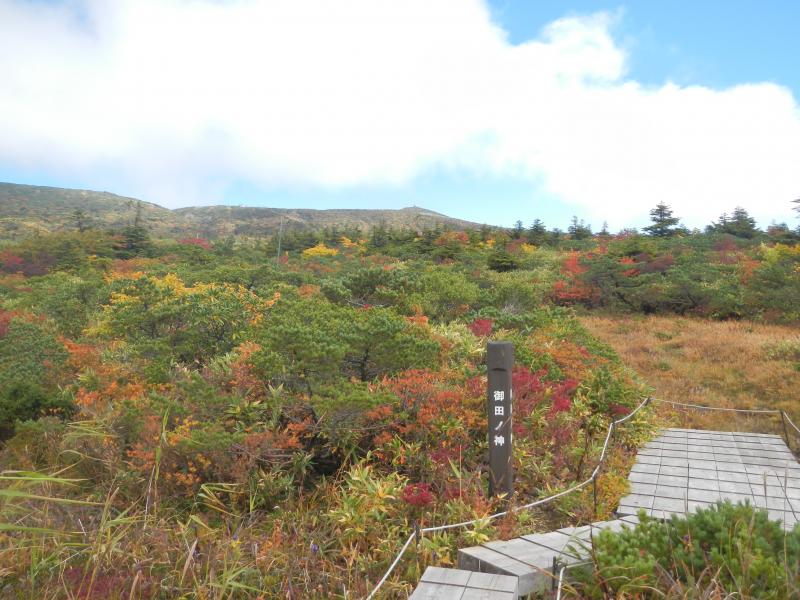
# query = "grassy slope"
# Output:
<box><xmin>0</xmin><ymin>182</ymin><xmax>484</xmax><ymax>239</ymax></box>
<box><xmin>581</xmin><ymin>314</ymin><xmax>800</xmax><ymax>434</ymax></box>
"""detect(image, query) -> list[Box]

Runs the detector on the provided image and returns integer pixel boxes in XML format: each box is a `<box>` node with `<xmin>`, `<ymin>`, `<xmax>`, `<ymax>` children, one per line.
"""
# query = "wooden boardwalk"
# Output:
<box><xmin>409</xmin><ymin>428</ymin><xmax>800</xmax><ymax>598</ymax></box>
<box><xmin>619</xmin><ymin>428</ymin><xmax>800</xmax><ymax>527</ymax></box>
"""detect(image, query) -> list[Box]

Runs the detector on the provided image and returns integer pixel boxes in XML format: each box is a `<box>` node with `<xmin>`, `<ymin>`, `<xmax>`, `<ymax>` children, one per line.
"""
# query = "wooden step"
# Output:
<box><xmin>409</xmin><ymin>567</ymin><xmax>518</xmax><ymax>599</ymax></box>
<box><xmin>456</xmin><ymin>516</ymin><xmax>638</xmax><ymax>596</ymax></box>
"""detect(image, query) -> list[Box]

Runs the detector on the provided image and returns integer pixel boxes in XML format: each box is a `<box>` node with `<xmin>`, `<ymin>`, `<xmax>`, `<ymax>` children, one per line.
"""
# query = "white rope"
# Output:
<box><xmin>613</xmin><ymin>397</ymin><xmax>652</xmax><ymax>424</ymax></box>
<box><xmin>783</xmin><ymin>412</ymin><xmax>800</xmax><ymax>436</ymax></box>
<box><xmin>651</xmin><ymin>399</ymin><xmax>780</xmax><ymax>414</ymax></box>
<box><xmin>554</xmin><ymin>560</ymin><xmax>593</xmax><ymax>600</ymax></box>
<box><xmin>555</xmin><ymin>564</ymin><xmax>567</xmax><ymax>600</ymax></box>
<box><xmin>364</xmin><ymin>395</ymin><xmax>653</xmax><ymax>598</ymax></box>
<box><xmin>363</xmin><ymin>533</ymin><xmax>415</xmax><ymax>600</ymax></box>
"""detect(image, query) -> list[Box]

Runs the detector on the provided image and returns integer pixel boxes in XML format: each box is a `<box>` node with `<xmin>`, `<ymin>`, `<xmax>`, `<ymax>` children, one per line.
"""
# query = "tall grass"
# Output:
<box><xmin>582</xmin><ymin>315</ymin><xmax>800</xmax><ymax>433</ymax></box>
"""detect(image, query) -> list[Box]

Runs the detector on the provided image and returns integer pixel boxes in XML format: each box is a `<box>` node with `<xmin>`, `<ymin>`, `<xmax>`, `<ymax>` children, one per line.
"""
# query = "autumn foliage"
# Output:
<box><xmin>5</xmin><ymin>216</ymin><xmax>798</xmax><ymax>598</ymax></box>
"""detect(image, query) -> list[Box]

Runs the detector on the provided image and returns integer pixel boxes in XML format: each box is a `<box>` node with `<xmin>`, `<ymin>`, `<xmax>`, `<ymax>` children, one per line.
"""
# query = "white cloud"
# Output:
<box><xmin>0</xmin><ymin>0</ymin><xmax>798</xmax><ymax>227</ymax></box>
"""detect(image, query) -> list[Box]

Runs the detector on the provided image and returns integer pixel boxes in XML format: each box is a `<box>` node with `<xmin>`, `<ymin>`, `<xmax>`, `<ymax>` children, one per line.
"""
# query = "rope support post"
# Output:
<box><xmin>781</xmin><ymin>411</ymin><xmax>791</xmax><ymax>451</ymax></box>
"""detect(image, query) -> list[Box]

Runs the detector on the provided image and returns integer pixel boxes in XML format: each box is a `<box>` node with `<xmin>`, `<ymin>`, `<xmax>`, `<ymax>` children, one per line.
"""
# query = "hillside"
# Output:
<box><xmin>0</xmin><ymin>182</ymin><xmax>484</xmax><ymax>239</ymax></box>
<box><xmin>0</xmin><ymin>183</ymin><xmax>173</xmax><ymax>239</ymax></box>
<box><xmin>173</xmin><ymin>205</ymin><xmax>482</xmax><ymax>238</ymax></box>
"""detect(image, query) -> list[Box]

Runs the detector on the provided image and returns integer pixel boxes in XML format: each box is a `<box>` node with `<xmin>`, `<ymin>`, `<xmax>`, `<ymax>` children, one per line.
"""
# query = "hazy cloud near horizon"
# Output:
<box><xmin>0</xmin><ymin>0</ymin><xmax>798</xmax><ymax>227</ymax></box>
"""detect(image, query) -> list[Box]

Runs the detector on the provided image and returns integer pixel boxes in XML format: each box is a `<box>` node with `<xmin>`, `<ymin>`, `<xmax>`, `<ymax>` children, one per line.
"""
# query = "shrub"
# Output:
<box><xmin>763</xmin><ymin>338</ymin><xmax>800</xmax><ymax>361</ymax></box>
<box><xmin>0</xmin><ymin>317</ymin><xmax>68</xmax><ymax>390</ymax></box>
<box><xmin>487</xmin><ymin>249</ymin><xmax>518</xmax><ymax>272</ymax></box>
<box><xmin>467</xmin><ymin>318</ymin><xmax>493</xmax><ymax>337</ymax></box>
<box><xmin>574</xmin><ymin>502</ymin><xmax>800</xmax><ymax>599</ymax></box>
<box><xmin>0</xmin><ymin>382</ymin><xmax>74</xmax><ymax>440</ymax></box>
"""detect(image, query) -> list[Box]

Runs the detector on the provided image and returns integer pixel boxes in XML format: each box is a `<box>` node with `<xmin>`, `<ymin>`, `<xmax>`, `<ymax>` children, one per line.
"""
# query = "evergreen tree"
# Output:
<box><xmin>323</xmin><ymin>225</ymin><xmax>341</xmax><ymax>246</ymax></box>
<box><xmin>417</xmin><ymin>228</ymin><xmax>437</xmax><ymax>254</ymax></box>
<box><xmin>568</xmin><ymin>216</ymin><xmax>592</xmax><ymax>240</ymax></box>
<box><xmin>487</xmin><ymin>248</ymin><xmax>518</xmax><ymax>272</ymax></box>
<box><xmin>343</xmin><ymin>225</ymin><xmax>363</xmax><ymax>242</ymax></box>
<box><xmin>708</xmin><ymin>207</ymin><xmax>759</xmax><ymax>238</ymax></box>
<box><xmin>369</xmin><ymin>221</ymin><xmax>389</xmax><ymax>249</ymax></box>
<box><xmin>728</xmin><ymin>206</ymin><xmax>759</xmax><ymax>238</ymax></box>
<box><xmin>116</xmin><ymin>201</ymin><xmax>151</xmax><ymax>258</ymax></box>
<box><xmin>643</xmin><ymin>202</ymin><xmax>680</xmax><ymax>237</ymax></box>
<box><xmin>549</xmin><ymin>227</ymin><xmax>564</xmax><ymax>246</ymax></box>
<box><xmin>512</xmin><ymin>220</ymin><xmax>524</xmax><ymax>239</ymax></box>
<box><xmin>71</xmin><ymin>208</ymin><xmax>90</xmax><ymax>232</ymax></box>
<box><xmin>526</xmin><ymin>219</ymin><xmax>548</xmax><ymax>245</ymax></box>
<box><xmin>706</xmin><ymin>212</ymin><xmax>728</xmax><ymax>234</ymax></box>
<box><xmin>118</xmin><ymin>225</ymin><xmax>151</xmax><ymax>257</ymax></box>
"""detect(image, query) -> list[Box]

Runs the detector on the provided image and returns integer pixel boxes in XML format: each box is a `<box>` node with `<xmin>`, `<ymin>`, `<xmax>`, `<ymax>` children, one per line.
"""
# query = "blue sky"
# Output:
<box><xmin>0</xmin><ymin>0</ymin><xmax>798</xmax><ymax>230</ymax></box>
<box><xmin>492</xmin><ymin>1</ymin><xmax>798</xmax><ymax>94</ymax></box>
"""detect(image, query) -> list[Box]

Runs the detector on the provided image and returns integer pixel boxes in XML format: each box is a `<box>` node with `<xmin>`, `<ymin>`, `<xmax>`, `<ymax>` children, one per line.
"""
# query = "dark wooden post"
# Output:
<box><xmin>487</xmin><ymin>341</ymin><xmax>514</xmax><ymax>498</ymax></box>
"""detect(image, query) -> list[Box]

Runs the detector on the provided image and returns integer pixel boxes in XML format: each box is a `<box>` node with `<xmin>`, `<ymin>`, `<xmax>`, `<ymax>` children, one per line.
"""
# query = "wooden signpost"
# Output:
<box><xmin>487</xmin><ymin>341</ymin><xmax>514</xmax><ymax>498</ymax></box>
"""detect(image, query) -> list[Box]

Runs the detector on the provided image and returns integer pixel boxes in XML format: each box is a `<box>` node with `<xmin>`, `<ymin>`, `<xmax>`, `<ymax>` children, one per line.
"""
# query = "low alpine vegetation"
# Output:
<box><xmin>572</xmin><ymin>502</ymin><xmax>800</xmax><ymax>599</ymax></box>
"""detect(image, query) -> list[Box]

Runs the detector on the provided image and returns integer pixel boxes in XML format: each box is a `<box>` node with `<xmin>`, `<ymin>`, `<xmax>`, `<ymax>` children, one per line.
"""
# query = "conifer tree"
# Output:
<box><xmin>708</xmin><ymin>206</ymin><xmax>759</xmax><ymax>238</ymax></box>
<box><xmin>643</xmin><ymin>202</ymin><xmax>680</xmax><ymax>237</ymax></box>
<box><xmin>116</xmin><ymin>201</ymin><xmax>152</xmax><ymax>257</ymax></box>
<box><xmin>526</xmin><ymin>219</ymin><xmax>548</xmax><ymax>245</ymax></box>
<box><xmin>568</xmin><ymin>216</ymin><xmax>592</xmax><ymax>240</ymax></box>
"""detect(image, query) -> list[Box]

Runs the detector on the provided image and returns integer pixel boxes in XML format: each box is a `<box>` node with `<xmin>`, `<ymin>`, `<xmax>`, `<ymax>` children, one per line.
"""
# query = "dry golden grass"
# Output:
<box><xmin>582</xmin><ymin>314</ymin><xmax>800</xmax><ymax>436</ymax></box>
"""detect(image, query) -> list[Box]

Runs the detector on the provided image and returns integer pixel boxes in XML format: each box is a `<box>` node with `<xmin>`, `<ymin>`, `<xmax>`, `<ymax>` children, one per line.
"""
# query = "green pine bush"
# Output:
<box><xmin>574</xmin><ymin>502</ymin><xmax>800</xmax><ymax>599</ymax></box>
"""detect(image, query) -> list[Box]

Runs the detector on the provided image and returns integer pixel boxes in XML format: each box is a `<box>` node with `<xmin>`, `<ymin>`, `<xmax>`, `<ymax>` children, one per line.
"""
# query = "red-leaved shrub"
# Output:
<box><xmin>402</xmin><ymin>483</ymin><xmax>434</xmax><ymax>507</ymax></box>
<box><xmin>468</xmin><ymin>318</ymin><xmax>493</xmax><ymax>337</ymax></box>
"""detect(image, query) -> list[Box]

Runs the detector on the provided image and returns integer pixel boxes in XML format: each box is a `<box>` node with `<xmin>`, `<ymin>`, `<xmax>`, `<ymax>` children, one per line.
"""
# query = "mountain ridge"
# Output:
<box><xmin>0</xmin><ymin>182</ymin><xmax>486</xmax><ymax>239</ymax></box>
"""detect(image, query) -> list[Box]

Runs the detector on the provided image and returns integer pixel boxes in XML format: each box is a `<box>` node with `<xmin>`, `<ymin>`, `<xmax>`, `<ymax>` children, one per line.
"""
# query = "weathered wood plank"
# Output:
<box><xmin>411</xmin><ymin>567</ymin><xmax>519</xmax><ymax>599</ymax></box>
<box><xmin>410</xmin><ymin>582</ymin><xmax>465</xmax><ymax>600</ymax></box>
<box><xmin>420</xmin><ymin>567</ymin><xmax>471</xmax><ymax>587</ymax></box>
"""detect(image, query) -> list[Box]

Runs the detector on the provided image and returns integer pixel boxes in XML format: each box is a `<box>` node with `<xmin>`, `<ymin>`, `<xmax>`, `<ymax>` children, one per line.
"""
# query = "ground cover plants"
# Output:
<box><xmin>0</xmin><ymin>228</ymin><xmax>656</xmax><ymax>598</ymax></box>
<box><xmin>1</xmin><ymin>209</ymin><xmax>799</xmax><ymax>598</ymax></box>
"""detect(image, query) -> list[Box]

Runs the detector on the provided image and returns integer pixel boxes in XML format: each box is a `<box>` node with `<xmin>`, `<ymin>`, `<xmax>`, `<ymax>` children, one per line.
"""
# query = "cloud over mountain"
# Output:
<box><xmin>1</xmin><ymin>0</ymin><xmax>798</xmax><ymax>227</ymax></box>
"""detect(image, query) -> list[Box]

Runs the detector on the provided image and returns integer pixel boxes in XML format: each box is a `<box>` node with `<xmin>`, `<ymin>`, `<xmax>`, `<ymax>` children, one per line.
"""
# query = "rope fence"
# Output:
<box><xmin>364</xmin><ymin>397</ymin><xmax>800</xmax><ymax>599</ymax></box>
<box><xmin>364</xmin><ymin>395</ymin><xmax>652</xmax><ymax>599</ymax></box>
<box><xmin>553</xmin><ymin>559</ymin><xmax>593</xmax><ymax>600</ymax></box>
<box><xmin>785</xmin><ymin>412</ymin><xmax>800</xmax><ymax>436</ymax></box>
<box><xmin>554</xmin><ymin>564</ymin><xmax>567</xmax><ymax>600</ymax></box>
<box><xmin>651</xmin><ymin>399</ymin><xmax>781</xmax><ymax>414</ymax></box>
<box><xmin>651</xmin><ymin>398</ymin><xmax>800</xmax><ymax>452</ymax></box>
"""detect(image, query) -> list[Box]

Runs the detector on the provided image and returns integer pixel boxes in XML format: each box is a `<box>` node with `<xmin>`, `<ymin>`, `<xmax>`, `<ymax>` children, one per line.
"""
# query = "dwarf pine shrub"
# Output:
<box><xmin>574</xmin><ymin>502</ymin><xmax>800</xmax><ymax>599</ymax></box>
